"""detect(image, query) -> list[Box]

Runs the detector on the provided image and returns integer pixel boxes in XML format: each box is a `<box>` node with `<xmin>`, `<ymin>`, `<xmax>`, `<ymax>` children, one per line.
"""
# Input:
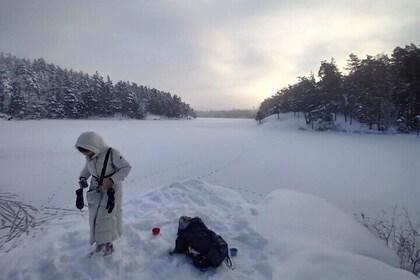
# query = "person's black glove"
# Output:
<box><xmin>106</xmin><ymin>188</ymin><xmax>115</xmax><ymax>213</ymax></box>
<box><xmin>75</xmin><ymin>188</ymin><xmax>84</xmax><ymax>210</ymax></box>
<box><xmin>78</xmin><ymin>178</ymin><xmax>88</xmax><ymax>189</ymax></box>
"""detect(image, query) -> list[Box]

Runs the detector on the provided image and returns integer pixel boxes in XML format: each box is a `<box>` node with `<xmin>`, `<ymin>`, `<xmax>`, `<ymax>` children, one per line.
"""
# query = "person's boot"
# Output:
<box><xmin>95</xmin><ymin>243</ymin><xmax>104</xmax><ymax>253</ymax></box>
<box><xmin>104</xmin><ymin>242</ymin><xmax>114</xmax><ymax>256</ymax></box>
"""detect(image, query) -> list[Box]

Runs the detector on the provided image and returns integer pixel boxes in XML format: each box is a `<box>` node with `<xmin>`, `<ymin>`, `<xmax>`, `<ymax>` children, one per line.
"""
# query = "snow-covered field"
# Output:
<box><xmin>0</xmin><ymin>114</ymin><xmax>419</xmax><ymax>279</ymax></box>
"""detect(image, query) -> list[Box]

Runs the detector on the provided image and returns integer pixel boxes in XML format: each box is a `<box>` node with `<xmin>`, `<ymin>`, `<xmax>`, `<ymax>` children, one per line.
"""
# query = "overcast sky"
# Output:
<box><xmin>1</xmin><ymin>0</ymin><xmax>419</xmax><ymax>110</ymax></box>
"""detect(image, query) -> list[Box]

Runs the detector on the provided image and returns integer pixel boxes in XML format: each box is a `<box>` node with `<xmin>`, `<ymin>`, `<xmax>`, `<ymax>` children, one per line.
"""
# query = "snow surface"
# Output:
<box><xmin>0</xmin><ymin>180</ymin><xmax>417</xmax><ymax>280</ymax></box>
<box><xmin>0</xmin><ymin>114</ymin><xmax>419</xmax><ymax>279</ymax></box>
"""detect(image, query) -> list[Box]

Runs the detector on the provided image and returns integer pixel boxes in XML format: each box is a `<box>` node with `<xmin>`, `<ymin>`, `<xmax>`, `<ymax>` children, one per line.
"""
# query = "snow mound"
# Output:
<box><xmin>259</xmin><ymin>113</ymin><xmax>307</xmax><ymax>131</ymax></box>
<box><xmin>0</xmin><ymin>180</ymin><xmax>416</xmax><ymax>280</ymax></box>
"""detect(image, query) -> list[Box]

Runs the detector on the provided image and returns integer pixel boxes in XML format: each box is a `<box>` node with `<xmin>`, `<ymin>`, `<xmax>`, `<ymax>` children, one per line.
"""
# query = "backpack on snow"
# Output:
<box><xmin>172</xmin><ymin>216</ymin><xmax>232</xmax><ymax>271</ymax></box>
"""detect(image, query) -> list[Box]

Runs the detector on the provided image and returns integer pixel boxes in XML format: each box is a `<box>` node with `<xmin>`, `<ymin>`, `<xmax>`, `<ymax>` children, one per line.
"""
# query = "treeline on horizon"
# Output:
<box><xmin>258</xmin><ymin>44</ymin><xmax>420</xmax><ymax>133</ymax></box>
<box><xmin>0</xmin><ymin>53</ymin><xmax>196</xmax><ymax>120</ymax></box>
<box><xmin>196</xmin><ymin>109</ymin><xmax>257</xmax><ymax>119</ymax></box>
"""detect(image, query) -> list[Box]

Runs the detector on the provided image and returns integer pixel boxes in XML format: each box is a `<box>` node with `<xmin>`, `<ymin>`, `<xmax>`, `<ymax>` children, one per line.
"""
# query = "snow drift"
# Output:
<box><xmin>0</xmin><ymin>180</ymin><xmax>416</xmax><ymax>280</ymax></box>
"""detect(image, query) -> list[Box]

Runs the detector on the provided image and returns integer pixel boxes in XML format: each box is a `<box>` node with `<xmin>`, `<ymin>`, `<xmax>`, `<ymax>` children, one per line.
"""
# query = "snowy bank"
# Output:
<box><xmin>259</xmin><ymin>112</ymin><xmax>400</xmax><ymax>134</ymax></box>
<box><xmin>0</xmin><ymin>180</ymin><xmax>416</xmax><ymax>280</ymax></box>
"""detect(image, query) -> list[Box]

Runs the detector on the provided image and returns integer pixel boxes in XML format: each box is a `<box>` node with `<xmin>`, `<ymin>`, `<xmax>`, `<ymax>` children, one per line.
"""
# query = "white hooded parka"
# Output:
<box><xmin>75</xmin><ymin>132</ymin><xmax>131</xmax><ymax>245</ymax></box>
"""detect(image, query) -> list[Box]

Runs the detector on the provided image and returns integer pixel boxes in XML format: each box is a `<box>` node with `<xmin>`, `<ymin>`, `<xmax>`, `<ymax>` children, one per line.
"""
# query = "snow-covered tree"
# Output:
<box><xmin>317</xmin><ymin>58</ymin><xmax>343</xmax><ymax>120</ymax></box>
<box><xmin>61</xmin><ymin>71</ymin><xmax>80</xmax><ymax>118</ymax></box>
<box><xmin>0</xmin><ymin>66</ymin><xmax>12</xmax><ymax>113</ymax></box>
<box><xmin>45</xmin><ymin>68</ymin><xmax>65</xmax><ymax>119</ymax></box>
<box><xmin>0</xmin><ymin>53</ymin><xmax>195</xmax><ymax>120</ymax></box>
<box><xmin>258</xmin><ymin>45</ymin><xmax>420</xmax><ymax>133</ymax></box>
<box><xmin>13</xmin><ymin>61</ymin><xmax>42</xmax><ymax>118</ymax></box>
<box><xmin>391</xmin><ymin>44</ymin><xmax>420</xmax><ymax>133</ymax></box>
<box><xmin>103</xmin><ymin>76</ymin><xmax>115</xmax><ymax>117</ymax></box>
<box><xmin>9</xmin><ymin>80</ymin><xmax>26</xmax><ymax>118</ymax></box>
<box><xmin>354</xmin><ymin>55</ymin><xmax>393</xmax><ymax>131</ymax></box>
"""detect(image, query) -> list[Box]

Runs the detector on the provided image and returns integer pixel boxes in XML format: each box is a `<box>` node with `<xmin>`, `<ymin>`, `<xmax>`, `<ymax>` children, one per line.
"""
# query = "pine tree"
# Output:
<box><xmin>82</xmin><ymin>75</ymin><xmax>98</xmax><ymax>118</ymax></box>
<box><xmin>356</xmin><ymin>55</ymin><xmax>393</xmax><ymax>131</ymax></box>
<box><xmin>92</xmin><ymin>71</ymin><xmax>106</xmax><ymax>116</ymax></box>
<box><xmin>9</xmin><ymin>81</ymin><xmax>26</xmax><ymax>118</ymax></box>
<box><xmin>391</xmin><ymin>44</ymin><xmax>420</xmax><ymax>133</ymax></box>
<box><xmin>45</xmin><ymin>68</ymin><xmax>65</xmax><ymax>119</ymax></box>
<box><xmin>343</xmin><ymin>54</ymin><xmax>362</xmax><ymax>125</ymax></box>
<box><xmin>13</xmin><ymin>62</ymin><xmax>42</xmax><ymax>118</ymax></box>
<box><xmin>103</xmin><ymin>76</ymin><xmax>115</xmax><ymax>117</ymax></box>
<box><xmin>317</xmin><ymin>58</ymin><xmax>343</xmax><ymax>120</ymax></box>
<box><xmin>0</xmin><ymin>66</ymin><xmax>12</xmax><ymax>113</ymax></box>
<box><xmin>147</xmin><ymin>88</ymin><xmax>161</xmax><ymax>116</ymax></box>
<box><xmin>295</xmin><ymin>75</ymin><xmax>331</xmax><ymax>130</ymax></box>
<box><xmin>46</xmin><ymin>94</ymin><xmax>64</xmax><ymax>119</ymax></box>
<box><xmin>62</xmin><ymin>71</ymin><xmax>79</xmax><ymax>118</ymax></box>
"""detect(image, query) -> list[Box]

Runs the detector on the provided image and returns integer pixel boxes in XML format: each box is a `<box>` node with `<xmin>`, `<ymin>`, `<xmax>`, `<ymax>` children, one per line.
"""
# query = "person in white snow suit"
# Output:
<box><xmin>75</xmin><ymin>131</ymin><xmax>131</xmax><ymax>255</ymax></box>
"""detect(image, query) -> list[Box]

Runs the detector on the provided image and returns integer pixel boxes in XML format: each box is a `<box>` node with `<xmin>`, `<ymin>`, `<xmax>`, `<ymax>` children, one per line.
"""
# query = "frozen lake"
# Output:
<box><xmin>1</xmin><ymin>116</ymin><xmax>419</xmax><ymax>220</ymax></box>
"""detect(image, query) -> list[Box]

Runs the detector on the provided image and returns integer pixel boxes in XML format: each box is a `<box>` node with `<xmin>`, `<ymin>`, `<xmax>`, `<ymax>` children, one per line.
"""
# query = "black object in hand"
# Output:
<box><xmin>75</xmin><ymin>188</ymin><xmax>84</xmax><ymax>210</ymax></box>
<box><xmin>79</xmin><ymin>180</ymin><xmax>88</xmax><ymax>189</ymax></box>
<box><xmin>106</xmin><ymin>188</ymin><xmax>115</xmax><ymax>213</ymax></box>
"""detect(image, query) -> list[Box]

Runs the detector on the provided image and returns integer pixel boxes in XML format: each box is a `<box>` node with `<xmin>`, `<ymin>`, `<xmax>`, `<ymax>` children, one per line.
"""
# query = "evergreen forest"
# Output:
<box><xmin>258</xmin><ymin>44</ymin><xmax>420</xmax><ymax>133</ymax></box>
<box><xmin>0</xmin><ymin>53</ymin><xmax>196</xmax><ymax>120</ymax></box>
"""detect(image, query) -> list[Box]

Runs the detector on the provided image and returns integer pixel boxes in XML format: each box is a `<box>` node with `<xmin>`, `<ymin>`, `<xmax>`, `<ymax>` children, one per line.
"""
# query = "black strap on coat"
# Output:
<box><xmin>98</xmin><ymin>148</ymin><xmax>112</xmax><ymax>186</ymax></box>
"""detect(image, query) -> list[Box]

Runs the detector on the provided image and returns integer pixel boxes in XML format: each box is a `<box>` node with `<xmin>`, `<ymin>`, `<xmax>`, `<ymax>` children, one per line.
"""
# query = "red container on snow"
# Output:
<box><xmin>152</xmin><ymin>227</ymin><xmax>160</xmax><ymax>235</ymax></box>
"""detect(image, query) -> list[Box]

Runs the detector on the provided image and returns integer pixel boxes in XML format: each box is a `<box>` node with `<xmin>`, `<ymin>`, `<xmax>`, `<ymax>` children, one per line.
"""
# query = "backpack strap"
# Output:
<box><xmin>98</xmin><ymin>148</ymin><xmax>112</xmax><ymax>186</ymax></box>
<box><xmin>225</xmin><ymin>254</ymin><xmax>232</xmax><ymax>268</ymax></box>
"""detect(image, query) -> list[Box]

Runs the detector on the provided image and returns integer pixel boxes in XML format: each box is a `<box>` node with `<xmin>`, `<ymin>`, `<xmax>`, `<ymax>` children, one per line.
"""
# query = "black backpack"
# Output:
<box><xmin>172</xmin><ymin>216</ymin><xmax>232</xmax><ymax>270</ymax></box>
